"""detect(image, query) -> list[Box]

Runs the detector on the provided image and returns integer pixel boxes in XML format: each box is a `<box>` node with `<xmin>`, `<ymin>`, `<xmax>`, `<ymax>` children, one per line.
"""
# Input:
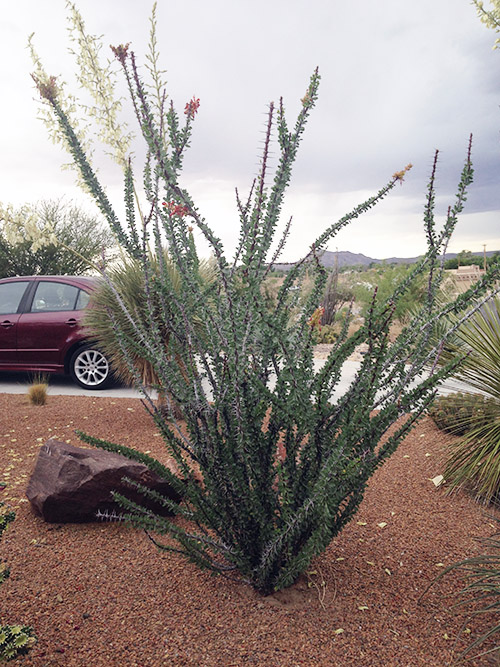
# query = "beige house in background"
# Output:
<box><xmin>446</xmin><ymin>264</ymin><xmax>486</xmax><ymax>294</ymax></box>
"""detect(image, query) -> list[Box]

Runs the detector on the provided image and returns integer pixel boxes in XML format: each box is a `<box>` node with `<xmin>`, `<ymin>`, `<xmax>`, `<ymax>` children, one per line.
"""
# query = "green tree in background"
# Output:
<box><xmin>348</xmin><ymin>263</ymin><xmax>427</xmax><ymax>323</ymax></box>
<box><xmin>443</xmin><ymin>249</ymin><xmax>500</xmax><ymax>270</ymax></box>
<box><xmin>0</xmin><ymin>199</ymin><xmax>115</xmax><ymax>277</ymax></box>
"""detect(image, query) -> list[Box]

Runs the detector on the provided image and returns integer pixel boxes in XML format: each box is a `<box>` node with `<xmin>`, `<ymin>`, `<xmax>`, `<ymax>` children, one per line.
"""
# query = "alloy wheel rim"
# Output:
<box><xmin>74</xmin><ymin>349</ymin><xmax>109</xmax><ymax>386</ymax></box>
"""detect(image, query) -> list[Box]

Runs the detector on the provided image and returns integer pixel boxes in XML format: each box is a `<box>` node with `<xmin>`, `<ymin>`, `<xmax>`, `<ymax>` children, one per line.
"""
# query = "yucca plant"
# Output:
<box><xmin>32</xmin><ymin>25</ymin><xmax>500</xmax><ymax>594</ymax></box>
<box><xmin>438</xmin><ymin>296</ymin><xmax>500</xmax><ymax>396</ymax></box>
<box><xmin>430</xmin><ymin>297</ymin><xmax>500</xmax><ymax>504</ymax></box>
<box><xmin>84</xmin><ymin>251</ymin><xmax>216</xmax><ymax>388</ymax></box>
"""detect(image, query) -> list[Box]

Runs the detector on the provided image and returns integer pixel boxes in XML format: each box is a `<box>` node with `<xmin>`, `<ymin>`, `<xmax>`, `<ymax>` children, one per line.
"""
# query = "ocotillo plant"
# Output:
<box><xmin>33</xmin><ymin>43</ymin><xmax>500</xmax><ymax>594</ymax></box>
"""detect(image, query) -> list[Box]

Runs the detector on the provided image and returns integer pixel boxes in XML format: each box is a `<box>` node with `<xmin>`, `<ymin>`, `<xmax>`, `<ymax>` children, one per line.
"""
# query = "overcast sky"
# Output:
<box><xmin>1</xmin><ymin>0</ymin><xmax>499</xmax><ymax>261</ymax></box>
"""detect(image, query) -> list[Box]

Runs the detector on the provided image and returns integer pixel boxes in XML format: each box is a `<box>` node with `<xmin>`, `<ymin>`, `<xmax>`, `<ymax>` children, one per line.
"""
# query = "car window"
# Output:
<box><xmin>0</xmin><ymin>281</ymin><xmax>30</xmax><ymax>315</ymax></box>
<box><xmin>31</xmin><ymin>281</ymin><xmax>80</xmax><ymax>313</ymax></box>
<box><xmin>75</xmin><ymin>289</ymin><xmax>90</xmax><ymax>310</ymax></box>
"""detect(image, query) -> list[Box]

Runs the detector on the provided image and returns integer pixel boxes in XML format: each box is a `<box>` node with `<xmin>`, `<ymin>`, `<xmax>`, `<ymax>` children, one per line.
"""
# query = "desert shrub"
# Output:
<box><xmin>349</xmin><ymin>263</ymin><xmax>428</xmax><ymax>323</ymax></box>
<box><xmin>313</xmin><ymin>323</ymin><xmax>339</xmax><ymax>344</ymax></box>
<box><xmin>429</xmin><ymin>392</ymin><xmax>500</xmax><ymax>436</ymax></box>
<box><xmin>0</xmin><ymin>504</ymin><xmax>35</xmax><ymax>661</ymax></box>
<box><xmin>313</xmin><ymin>322</ymin><xmax>342</xmax><ymax>345</ymax></box>
<box><xmin>31</xmin><ymin>18</ymin><xmax>500</xmax><ymax>595</ymax></box>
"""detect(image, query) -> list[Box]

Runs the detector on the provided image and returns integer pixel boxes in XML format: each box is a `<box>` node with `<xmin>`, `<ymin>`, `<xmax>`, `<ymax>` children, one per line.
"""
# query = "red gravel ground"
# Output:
<box><xmin>1</xmin><ymin>392</ymin><xmax>499</xmax><ymax>666</ymax></box>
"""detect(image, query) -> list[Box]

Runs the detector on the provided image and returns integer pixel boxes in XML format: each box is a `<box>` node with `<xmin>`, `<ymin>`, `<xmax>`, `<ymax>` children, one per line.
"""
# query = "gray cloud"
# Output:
<box><xmin>1</xmin><ymin>0</ymin><xmax>499</xmax><ymax>261</ymax></box>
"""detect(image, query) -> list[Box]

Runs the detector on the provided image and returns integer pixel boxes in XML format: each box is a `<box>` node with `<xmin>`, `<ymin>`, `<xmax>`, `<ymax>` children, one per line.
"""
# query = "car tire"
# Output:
<box><xmin>69</xmin><ymin>345</ymin><xmax>113</xmax><ymax>390</ymax></box>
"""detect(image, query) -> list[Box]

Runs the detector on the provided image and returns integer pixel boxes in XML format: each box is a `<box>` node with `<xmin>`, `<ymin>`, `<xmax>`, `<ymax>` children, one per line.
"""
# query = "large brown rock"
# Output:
<box><xmin>26</xmin><ymin>439</ymin><xmax>181</xmax><ymax>523</ymax></box>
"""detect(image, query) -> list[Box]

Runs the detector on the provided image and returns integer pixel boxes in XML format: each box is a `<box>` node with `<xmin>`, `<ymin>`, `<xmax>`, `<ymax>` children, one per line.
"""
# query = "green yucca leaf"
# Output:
<box><xmin>429</xmin><ymin>297</ymin><xmax>500</xmax><ymax>505</ymax></box>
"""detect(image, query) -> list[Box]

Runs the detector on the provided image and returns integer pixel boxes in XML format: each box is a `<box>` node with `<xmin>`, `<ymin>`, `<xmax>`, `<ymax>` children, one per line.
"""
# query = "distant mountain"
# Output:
<box><xmin>272</xmin><ymin>249</ymin><xmax>499</xmax><ymax>272</ymax></box>
<box><xmin>319</xmin><ymin>251</ymin><xmax>420</xmax><ymax>268</ymax></box>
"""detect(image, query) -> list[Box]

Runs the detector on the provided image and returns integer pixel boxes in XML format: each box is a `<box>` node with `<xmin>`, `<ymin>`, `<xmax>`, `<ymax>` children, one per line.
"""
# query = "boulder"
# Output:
<box><xmin>26</xmin><ymin>439</ymin><xmax>181</xmax><ymax>523</ymax></box>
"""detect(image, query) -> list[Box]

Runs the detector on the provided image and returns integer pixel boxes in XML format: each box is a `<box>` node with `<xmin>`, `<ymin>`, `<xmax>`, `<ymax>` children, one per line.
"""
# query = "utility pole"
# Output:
<box><xmin>483</xmin><ymin>244</ymin><xmax>487</xmax><ymax>272</ymax></box>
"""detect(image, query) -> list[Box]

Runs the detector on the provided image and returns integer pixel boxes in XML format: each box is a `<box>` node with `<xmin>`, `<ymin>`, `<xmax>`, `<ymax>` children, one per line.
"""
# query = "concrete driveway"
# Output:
<box><xmin>0</xmin><ymin>371</ymin><xmax>145</xmax><ymax>398</ymax></box>
<box><xmin>0</xmin><ymin>359</ymin><xmax>480</xmax><ymax>399</ymax></box>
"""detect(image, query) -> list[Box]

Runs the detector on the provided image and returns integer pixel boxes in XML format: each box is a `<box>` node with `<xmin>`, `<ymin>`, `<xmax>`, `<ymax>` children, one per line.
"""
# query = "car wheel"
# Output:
<box><xmin>69</xmin><ymin>345</ymin><xmax>113</xmax><ymax>389</ymax></box>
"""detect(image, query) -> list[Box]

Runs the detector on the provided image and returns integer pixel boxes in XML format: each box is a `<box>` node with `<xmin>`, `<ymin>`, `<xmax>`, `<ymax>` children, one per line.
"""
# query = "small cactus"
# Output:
<box><xmin>0</xmin><ymin>626</ymin><xmax>36</xmax><ymax>662</ymax></box>
<box><xmin>0</xmin><ymin>503</ymin><xmax>36</xmax><ymax>661</ymax></box>
<box><xmin>429</xmin><ymin>392</ymin><xmax>500</xmax><ymax>435</ymax></box>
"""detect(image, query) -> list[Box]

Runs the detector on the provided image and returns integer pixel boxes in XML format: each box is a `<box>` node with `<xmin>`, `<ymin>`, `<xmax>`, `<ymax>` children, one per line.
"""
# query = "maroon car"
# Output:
<box><xmin>0</xmin><ymin>275</ymin><xmax>112</xmax><ymax>389</ymax></box>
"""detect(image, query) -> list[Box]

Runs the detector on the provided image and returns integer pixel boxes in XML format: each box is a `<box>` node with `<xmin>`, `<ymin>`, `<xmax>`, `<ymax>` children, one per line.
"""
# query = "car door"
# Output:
<box><xmin>16</xmin><ymin>280</ymin><xmax>86</xmax><ymax>369</ymax></box>
<box><xmin>0</xmin><ymin>280</ymin><xmax>31</xmax><ymax>364</ymax></box>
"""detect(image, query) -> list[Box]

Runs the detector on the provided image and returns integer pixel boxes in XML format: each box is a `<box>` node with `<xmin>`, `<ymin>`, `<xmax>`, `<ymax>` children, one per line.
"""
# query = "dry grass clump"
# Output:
<box><xmin>27</xmin><ymin>376</ymin><xmax>48</xmax><ymax>406</ymax></box>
